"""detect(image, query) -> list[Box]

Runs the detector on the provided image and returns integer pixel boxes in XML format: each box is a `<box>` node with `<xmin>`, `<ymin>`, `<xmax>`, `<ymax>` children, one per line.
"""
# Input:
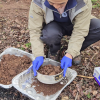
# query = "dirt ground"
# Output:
<box><xmin>0</xmin><ymin>0</ymin><xmax>100</xmax><ymax>100</ymax></box>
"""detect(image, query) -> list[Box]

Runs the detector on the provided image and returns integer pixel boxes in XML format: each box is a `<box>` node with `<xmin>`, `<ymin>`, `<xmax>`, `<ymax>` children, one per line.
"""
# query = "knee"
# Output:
<box><xmin>40</xmin><ymin>22</ymin><xmax>62</xmax><ymax>46</ymax></box>
<box><xmin>90</xmin><ymin>18</ymin><xmax>100</xmax><ymax>30</ymax></box>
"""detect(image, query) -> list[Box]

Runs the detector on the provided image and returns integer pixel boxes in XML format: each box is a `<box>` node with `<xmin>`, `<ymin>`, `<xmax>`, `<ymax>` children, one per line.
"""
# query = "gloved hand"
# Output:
<box><xmin>32</xmin><ymin>56</ymin><xmax>44</xmax><ymax>76</ymax></box>
<box><xmin>61</xmin><ymin>56</ymin><xmax>72</xmax><ymax>77</ymax></box>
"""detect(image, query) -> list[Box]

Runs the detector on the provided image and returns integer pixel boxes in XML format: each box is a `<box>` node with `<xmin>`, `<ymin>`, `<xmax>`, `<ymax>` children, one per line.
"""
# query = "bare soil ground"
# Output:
<box><xmin>0</xmin><ymin>0</ymin><xmax>100</xmax><ymax>100</ymax></box>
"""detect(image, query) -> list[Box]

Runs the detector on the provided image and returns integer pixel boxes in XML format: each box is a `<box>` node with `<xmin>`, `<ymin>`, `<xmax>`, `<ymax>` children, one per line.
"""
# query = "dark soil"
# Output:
<box><xmin>31</xmin><ymin>78</ymin><xmax>64</xmax><ymax>96</ymax></box>
<box><xmin>0</xmin><ymin>87</ymin><xmax>30</xmax><ymax>100</ymax></box>
<box><xmin>0</xmin><ymin>0</ymin><xmax>100</xmax><ymax>100</ymax></box>
<box><xmin>38</xmin><ymin>64</ymin><xmax>63</xmax><ymax>75</ymax></box>
<box><xmin>0</xmin><ymin>54</ymin><xmax>32</xmax><ymax>85</ymax></box>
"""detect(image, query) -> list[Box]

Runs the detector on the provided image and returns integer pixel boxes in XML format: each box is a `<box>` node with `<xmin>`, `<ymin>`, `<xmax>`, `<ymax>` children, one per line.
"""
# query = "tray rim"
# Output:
<box><xmin>0</xmin><ymin>47</ymin><xmax>34</xmax><ymax>89</ymax></box>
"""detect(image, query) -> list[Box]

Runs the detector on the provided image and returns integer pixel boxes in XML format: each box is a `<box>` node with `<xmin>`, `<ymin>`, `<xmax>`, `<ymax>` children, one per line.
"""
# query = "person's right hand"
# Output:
<box><xmin>32</xmin><ymin>56</ymin><xmax>44</xmax><ymax>76</ymax></box>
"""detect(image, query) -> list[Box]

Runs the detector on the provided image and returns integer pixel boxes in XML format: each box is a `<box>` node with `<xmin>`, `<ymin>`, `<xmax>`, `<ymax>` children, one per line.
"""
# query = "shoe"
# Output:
<box><xmin>47</xmin><ymin>49</ymin><xmax>60</xmax><ymax>61</ymax></box>
<box><xmin>72</xmin><ymin>55</ymin><xmax>81</xmax><ymax>65</ymax></box>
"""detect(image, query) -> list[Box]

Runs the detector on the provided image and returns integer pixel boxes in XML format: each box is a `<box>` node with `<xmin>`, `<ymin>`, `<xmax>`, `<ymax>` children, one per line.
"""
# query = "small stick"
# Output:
<box><xmin>75</xmin><ymin>92</ymin><xmax>78</xmax><ymax>100</ymax></box>
<box><xmin>77</xmin><ymin>75</ymin><xmax>94</xmax><ymax>79</ymax></box>
<box><xmin>83</xmin><ymin>50</ymin><xmax>98</xmax><ymax>75</ymax></box>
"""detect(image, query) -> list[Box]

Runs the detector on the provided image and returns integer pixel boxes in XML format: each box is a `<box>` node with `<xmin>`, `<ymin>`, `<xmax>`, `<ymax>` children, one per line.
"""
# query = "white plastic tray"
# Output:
<box><xmin>12</xmin><ymin>59</ymin><xmax>77</xmax><ymax>100</ymax></box>
<box><xmin>0</xmin><ymin>47</ymin><xmax>35</xmax><ymax>89</ymax></box>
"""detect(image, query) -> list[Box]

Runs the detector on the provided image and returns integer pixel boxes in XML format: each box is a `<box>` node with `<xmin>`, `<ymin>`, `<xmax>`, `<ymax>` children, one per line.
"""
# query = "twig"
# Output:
<box><xmin>88</xmin><ymin>59</ymin><xmax>96</xmax><ymax>67</ymax></box>
<box><xmin>75</xmin><ymin>92</ymin><xmax>78</xmax><ymax>100</ymax></box>
<box><xmin>77</xmin><ymin>75</ymin><xmax>94</xmax><ymax>79</ymax></box>
<box><xmin>83</xmin><ymin>49</ymin><xmax>98</xmax><ymax>76</ymax></box>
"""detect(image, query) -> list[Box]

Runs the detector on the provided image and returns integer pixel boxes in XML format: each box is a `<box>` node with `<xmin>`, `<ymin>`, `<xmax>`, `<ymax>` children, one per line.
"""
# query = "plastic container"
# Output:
<box><xmin>12</xmin><ymin>58</ymin><xmax>77</xmax><ymax>100</ymax></box>
<box><xmin>93</xmin><ymin>67</ymin><xmax>100</xmax><ymax>86</ymax></box>
<box><xmin>0</xmin><ymin>47</ymin><xmax>35</xmax><ymax>89</ymax></box>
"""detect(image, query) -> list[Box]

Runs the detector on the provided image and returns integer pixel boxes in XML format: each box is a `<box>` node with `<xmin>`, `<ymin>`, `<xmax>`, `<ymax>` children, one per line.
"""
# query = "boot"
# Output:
<box><xmin>47</xmin><ymin>49</ymin><xmax>60</xmax><ymax>61</ymax></box>
<box><xmin>72</xmin><ymin>55</ymin><xmax>81</xmax><ymax>65</ymax></box>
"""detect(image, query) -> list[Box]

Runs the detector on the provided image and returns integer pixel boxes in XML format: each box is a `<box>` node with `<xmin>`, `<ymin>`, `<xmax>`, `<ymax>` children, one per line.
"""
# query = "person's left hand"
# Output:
<box><xmin>61</xmin><ymin>53</ymin><xmax>72</xmax><ymax>77</ymax></box>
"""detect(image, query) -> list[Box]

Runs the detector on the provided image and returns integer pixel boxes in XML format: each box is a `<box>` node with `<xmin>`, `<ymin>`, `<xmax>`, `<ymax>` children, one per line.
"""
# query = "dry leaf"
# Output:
<box><xmin>96</xmin><ymin>93</ymin><xmax>100</xmax><ymax>98</ymax></box>
<box><xmin>61</xmin><ymin>96</ymin><xmax>69</xmax><ymax>100</ymax></box>
<box><xmin>3</xmin><ymin>35</ymin><xmax>6</xmax><ymax>39</ymax></box>
<box><xmin>92</xmin><ymin>90</ymin><xmax>98</xmax><ymax>96</ymax></box>
<box><xmin>17</xmin><ymin>44</ymin><xmax>20</xmax><ymax>48</ymax></box>
<box><xmin>20</xmin><ymin>30</ymin><xmax>25</xmax><ymax>34</ymax></box>
<box><xmin>72</xmin><ymin>89</ymin><xmax>77</xmax><ymax>97</ymax></box>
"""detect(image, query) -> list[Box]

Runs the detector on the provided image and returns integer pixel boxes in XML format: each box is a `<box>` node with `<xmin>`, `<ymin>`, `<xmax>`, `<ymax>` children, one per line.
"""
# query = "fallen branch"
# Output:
<box><xmin>77</xmin><ymin>75</ymin><xmax>94</xmax><ymax>79</ymax></box>
<box><xmin>75</xmin><ymin>92</ymin><xmax>78</xmax><ymax>100</ymax></box>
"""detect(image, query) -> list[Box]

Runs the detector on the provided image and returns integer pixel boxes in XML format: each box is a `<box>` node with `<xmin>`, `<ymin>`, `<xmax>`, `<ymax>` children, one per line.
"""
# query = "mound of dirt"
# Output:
<box><xmin>0</xmin><ymin>54</ymin><xmax>32</xmax><ymax>85</ymax></box>
<box><xmin>38</xmin><ymin>64</ymin><xmax>63</xmax><ymax>75</ymax></box>
<box><xmin>31</xmin><ymin>78</ymin><xmax>65</xmax><ymax>96</ymax></box>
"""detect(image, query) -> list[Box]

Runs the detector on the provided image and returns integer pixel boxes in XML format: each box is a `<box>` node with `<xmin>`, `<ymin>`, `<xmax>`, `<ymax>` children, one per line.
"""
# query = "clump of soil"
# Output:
<box><xmin>38</xmin><ymin>64</ymin><xmax>63</xmax><ymax>75</ymax></box>
<box><xmin>0</xmin><ymin>54</ymin><xmax>32</xmax><ymax>85</ymax></box>
<box><xmin>31</xmin><ymin>78</ymin><xmax>65</xmax><ymax>96</ymax></box>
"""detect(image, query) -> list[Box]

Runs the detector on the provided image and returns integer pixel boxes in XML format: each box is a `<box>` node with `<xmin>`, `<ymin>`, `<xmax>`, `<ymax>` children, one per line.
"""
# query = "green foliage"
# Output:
<box><xmin>25</xmin><ymin>43</ymin><xmax>31</xmax><ymax>48</ymax></box>
<box><xmin>92</xmin><ymin>0</ymin><xmax>98</xmax><ymax>3</ymax></box>
<box><xmin>91</xmin><ymin>0</ymin><xmax>100</xmax><ymax>8</ymax></box>
<box><xmin>20</xmin><ymin>47</ymin><xmax>25</xmax><ymax>50</ymax></box>
<box><xmin>87</xmin><ymin>93</ymin><xmax>91</xmax><ymax>99</ymax></box>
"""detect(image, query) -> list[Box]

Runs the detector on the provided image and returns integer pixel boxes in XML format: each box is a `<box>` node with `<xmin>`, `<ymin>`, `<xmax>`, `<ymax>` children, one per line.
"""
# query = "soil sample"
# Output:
<box><xmin>38</xmin><ymin>64</ymin><xmax>63</xmax><ymax>75</ymax></box>
<box><xmin>0</xmin><ymin>54</ymin><xmax>32</xmax><ymax>85</ymax></box>
<box><xmin>31</xmin><ymin>78</ymin><xmax>65</xmax><ymax>96</ymax></box>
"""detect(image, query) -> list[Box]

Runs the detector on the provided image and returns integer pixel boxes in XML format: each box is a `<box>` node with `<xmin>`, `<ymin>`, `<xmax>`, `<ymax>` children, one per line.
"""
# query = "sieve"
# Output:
<box><xmin>36</xmin><ymin>58</ymin><xmax>64</xmax><ymax>84</ymax></box>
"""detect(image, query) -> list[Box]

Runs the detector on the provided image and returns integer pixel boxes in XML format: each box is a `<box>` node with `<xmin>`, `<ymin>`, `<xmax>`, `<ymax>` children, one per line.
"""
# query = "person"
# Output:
<box><xmin>28</xmin><ymin>0</ymin><xmax>100</xmax><ymax>77</ymax></box>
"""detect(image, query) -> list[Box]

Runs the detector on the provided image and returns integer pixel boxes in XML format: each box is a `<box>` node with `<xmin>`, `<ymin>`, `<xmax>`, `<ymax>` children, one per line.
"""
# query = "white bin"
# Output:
<box><xmin>0</xmin><ymin>47</ymin><xmax>35</xmax><ymax>89</ymax></box>
<box><xmin>12</xmin><ymin>58</ymin><xmax>77</xmax><ymax>100</ymax></box>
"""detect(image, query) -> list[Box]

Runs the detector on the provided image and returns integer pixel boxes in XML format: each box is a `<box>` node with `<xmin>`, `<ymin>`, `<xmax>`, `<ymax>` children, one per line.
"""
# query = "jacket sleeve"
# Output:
<box><xmin>28</xmin><ymin>2</ymin><xmax>46</xmax><ymax>58</ymax></box>
<box><xmin>66</xmin><ymin>0</ymin><xmax>92</xmax><ymax>58</ymax></box>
